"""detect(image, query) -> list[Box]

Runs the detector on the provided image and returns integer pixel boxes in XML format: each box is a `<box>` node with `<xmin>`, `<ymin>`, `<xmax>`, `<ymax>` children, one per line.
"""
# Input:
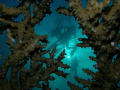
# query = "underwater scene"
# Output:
<box><xmin>0</xmin><ymin>0</ymin><xmax>120</xmax><ymax>90</ymax></box>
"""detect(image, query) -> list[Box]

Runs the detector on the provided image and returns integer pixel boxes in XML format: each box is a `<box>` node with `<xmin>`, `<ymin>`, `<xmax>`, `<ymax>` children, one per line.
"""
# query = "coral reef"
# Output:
<box><xmin>0</xmin><ymin>0</ymin><xmax>70</xmax><ymax>90</ymax></box>
<box><xmin>1</xmin><ymin>0</ymin><xmax>120</xmax><ymax>89</ymax></box>
<box><xmin>57</xmin><ymin>0</ymin><xmax>120</xmax><ymax>89</ymax></box>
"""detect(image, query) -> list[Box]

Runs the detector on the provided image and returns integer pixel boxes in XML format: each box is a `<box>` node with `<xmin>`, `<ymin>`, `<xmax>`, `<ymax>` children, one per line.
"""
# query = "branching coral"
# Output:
<box><xmin>1</xmin><ymin>0</ymin><xmax>120</xmax><ymax>89</ymax></box>
<box><xmin>0</xmin><ymin>0</ymin><xmax>70</xmax><ymax>90</ymax></box>
<box><xmin>57</xmin><ymin>0</ymin><xmax>120</xmax><ymax>89</ymax></box>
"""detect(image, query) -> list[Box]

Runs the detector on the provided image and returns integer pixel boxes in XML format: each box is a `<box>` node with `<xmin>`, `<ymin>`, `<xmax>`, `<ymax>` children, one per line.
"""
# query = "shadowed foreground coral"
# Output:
<box><xmin>0</xmin><ymin>0</ymin><xmax>70</xmax><ymax>90</ymax></box>
<box><xmin>57</xmin><ymin>0</ymin><xmax>120</xmax><ymax>89</ymax></box>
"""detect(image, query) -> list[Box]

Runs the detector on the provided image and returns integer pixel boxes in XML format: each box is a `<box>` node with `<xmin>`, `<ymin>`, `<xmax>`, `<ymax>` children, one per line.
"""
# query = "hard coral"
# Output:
<box><xmin>0</xmin><ymin>0</ymin><xmax>70</xmax><ymax>90</ymax></box>
<box><xmin>57</xmin><ymin>0</ymin><xmax>120</xmax><ymax>89</ymax></box>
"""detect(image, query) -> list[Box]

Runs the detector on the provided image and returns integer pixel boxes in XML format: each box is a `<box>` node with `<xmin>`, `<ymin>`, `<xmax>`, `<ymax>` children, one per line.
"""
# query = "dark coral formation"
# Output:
<box><xmin>0</xmin><ymin>0</ymin><xmax>70</xmax><ymax>90</ymax></box>
<box><xmin>48</xmin><ymin>20</ymin><xmax>77</xmax><ymax>54</ymax></box>
<box><xmin>57</xmin><ymin>0</ymin><xmax>120</xmax><ymax>89</ymax></box>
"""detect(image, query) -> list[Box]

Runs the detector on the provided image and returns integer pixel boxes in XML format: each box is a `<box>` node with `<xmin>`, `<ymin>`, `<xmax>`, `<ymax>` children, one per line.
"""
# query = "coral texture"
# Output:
<box><xmin>0</xmin><ymin>0</ymin><xmax>70</xmax><ymax>90</ymax></box>
<box><xmin>57</xmin><ymin>0</ymin><xmax>120</xmax><ymax>89</ymax></box>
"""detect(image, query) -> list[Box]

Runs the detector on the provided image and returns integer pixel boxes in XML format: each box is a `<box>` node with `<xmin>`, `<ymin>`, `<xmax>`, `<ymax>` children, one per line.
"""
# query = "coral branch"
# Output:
<box><xmin>57</xmin><ymin>0</ymin><xmax>120</xmax><ymax>89</ymax></box>
<box><xmin>0</xmin><ymin>0</ymin><xmax>70</xmax><ymax>90</ymax></box>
